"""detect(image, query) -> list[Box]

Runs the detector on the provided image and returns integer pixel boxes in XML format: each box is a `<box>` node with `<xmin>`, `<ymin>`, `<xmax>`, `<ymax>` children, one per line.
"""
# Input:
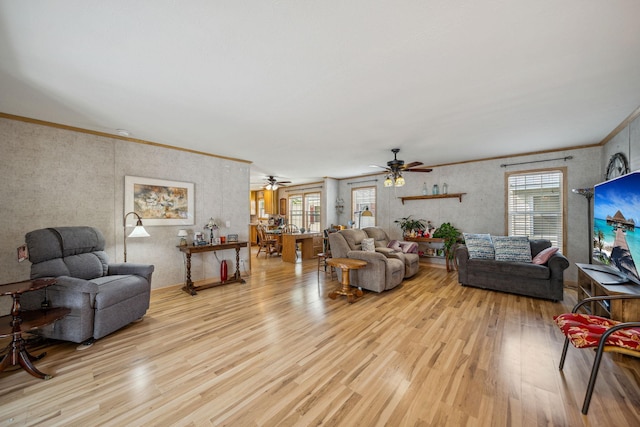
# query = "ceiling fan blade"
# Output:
<box><xmin>403</xmin><ymin>161</ymin><xmax>423</xmax><ymax>169</ymax></box>
<box><xmin>405</xmin><ymin>168</ymin><xmax>433</xmax><ymax>173</ymax></box>
<box><xmin>369</xmin><ymin>164</ymin><xmax>390</xmax><ymax>170</ymax></box>
<box><xmin>277</xmin><ymin>180</ymin><xmax>292</xmax><ymax>184</ymax></box>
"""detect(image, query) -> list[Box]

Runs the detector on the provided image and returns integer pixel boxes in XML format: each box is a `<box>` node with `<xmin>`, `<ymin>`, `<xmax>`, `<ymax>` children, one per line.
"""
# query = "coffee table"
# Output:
<box><xmin>326</xmin><ymin>257</ymin><xmax>367</xmax><ymax>303</ymax></box>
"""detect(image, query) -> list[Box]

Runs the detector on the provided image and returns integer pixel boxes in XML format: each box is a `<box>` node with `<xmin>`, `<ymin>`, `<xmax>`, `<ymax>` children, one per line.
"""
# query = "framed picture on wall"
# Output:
<box><xmin>125</xmin><ymin>176</ymin><xmax>194</xmax><ymax>226</ymax></box>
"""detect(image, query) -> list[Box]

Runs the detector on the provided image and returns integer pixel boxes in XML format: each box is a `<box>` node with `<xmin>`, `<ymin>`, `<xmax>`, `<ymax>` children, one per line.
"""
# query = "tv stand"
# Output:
<box><xmin>576</xmin><ymin>263</ymin><xmax>640</xmax><ymax>321</ymax></box>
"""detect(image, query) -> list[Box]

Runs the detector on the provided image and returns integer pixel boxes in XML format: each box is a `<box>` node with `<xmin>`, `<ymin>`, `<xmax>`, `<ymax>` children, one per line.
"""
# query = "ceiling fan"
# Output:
<box><xmin>370</xmin><ymin>148</ymin><xmax>432</xmax><ymax>187</ymax></box>
<box><xmin>263</xmin><ymin>175</ymin><xmax>291</xmax><ymax>190</ymax></box>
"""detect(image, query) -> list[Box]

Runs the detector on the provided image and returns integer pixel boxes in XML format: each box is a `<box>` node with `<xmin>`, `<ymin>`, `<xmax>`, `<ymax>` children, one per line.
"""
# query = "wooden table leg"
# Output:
<box><xmin>328</xmin><ymin>267</ymin><xmax>363</xmax><ymax>303</ymax></box>
<box><xmin>182</xmin><ymin>253</ymin><xmax>197</xmax><ymax>295</ymax></box>
<box><xmin>234</xmin><ymin>247</ymin><xmax>246</xmax><ymax>283</ymax></box>
<box><xmin>0</xmin><ymin>294</ymin><xmax>52</xmax><ymax>380</ymax></box>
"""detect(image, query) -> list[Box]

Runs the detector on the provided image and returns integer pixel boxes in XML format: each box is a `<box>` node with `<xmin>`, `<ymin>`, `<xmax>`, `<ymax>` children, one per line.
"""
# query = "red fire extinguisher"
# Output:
<box><xmin>220</xmin><ymin>259</ymin><xmax>228</xmax><ymax>282</ymax></box>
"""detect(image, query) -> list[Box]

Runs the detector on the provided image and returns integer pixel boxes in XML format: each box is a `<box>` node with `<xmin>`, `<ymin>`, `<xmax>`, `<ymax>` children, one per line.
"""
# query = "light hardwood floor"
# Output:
<box><xmin>2</xmin><ymin>252</ymin><xmax>640</xmax><ymax>426</ymax></box>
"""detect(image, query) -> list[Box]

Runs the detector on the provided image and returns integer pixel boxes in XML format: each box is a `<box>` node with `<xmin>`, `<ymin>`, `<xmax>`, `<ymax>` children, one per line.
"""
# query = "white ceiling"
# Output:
<box><xmin>2</xmin><ymin>1</ymin><xmax>640</xmax><ymax>189</ymax></box>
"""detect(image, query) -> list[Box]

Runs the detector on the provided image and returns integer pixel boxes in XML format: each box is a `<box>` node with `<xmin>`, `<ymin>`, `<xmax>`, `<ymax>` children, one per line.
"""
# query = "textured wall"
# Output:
<box><xmin>336</xmin><ymin>146</ymin><xmax>603</xmax><ymax>283</ymax></box>
<box><xmin>0</xmin><ymin>118</ymin><xmax>250</xmax><ymax>310</ymax></box>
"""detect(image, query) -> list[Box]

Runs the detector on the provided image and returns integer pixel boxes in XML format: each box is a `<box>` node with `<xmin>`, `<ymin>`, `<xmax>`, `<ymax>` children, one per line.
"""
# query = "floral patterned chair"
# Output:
<box><xmin>553</xmin><ymin>295</ymin><xmax>640</xmax><ymax>414</ymax></box>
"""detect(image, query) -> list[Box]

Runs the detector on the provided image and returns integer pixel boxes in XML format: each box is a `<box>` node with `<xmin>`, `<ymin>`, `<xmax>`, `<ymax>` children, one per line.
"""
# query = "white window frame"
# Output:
<box><xmin>505</xmin><ymin>167</ymin><xmax>567</xmax><ymax>254</ymax></box>
<box><xmin>351</xmin><ymin>186</ymin><xmax>376</xmax><ymax>229</ymax></box>
<box><xmin>287</xmin><ymin>192</ymin><xmax>321</xmax><ymax>232</ymax></box>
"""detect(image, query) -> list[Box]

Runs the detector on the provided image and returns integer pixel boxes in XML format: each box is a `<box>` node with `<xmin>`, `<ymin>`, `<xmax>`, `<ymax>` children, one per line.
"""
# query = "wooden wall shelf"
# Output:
<box><xmin>399</xmin><ymin>193</ymin><xmax>466</xmax><ymax>204</ymax></box>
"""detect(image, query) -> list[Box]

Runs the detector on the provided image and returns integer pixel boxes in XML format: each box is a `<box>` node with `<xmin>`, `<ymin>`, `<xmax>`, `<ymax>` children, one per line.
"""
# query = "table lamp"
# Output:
<box><xmin>178</xmin><ymin>229</ymin><xmax>188</xmax><ymax>246</ymax></box>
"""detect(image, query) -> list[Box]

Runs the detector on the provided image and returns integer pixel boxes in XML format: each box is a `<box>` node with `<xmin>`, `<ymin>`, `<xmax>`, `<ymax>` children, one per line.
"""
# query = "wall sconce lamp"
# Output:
<box><xmin>335</xmin><ymin>197</ymin><xmax>344</xmax><ymax>214</ymax></box>
<box><xmin>123</xmin><ymin>211</ymin><xmax>150</xmax><ymax>262</ymax></box>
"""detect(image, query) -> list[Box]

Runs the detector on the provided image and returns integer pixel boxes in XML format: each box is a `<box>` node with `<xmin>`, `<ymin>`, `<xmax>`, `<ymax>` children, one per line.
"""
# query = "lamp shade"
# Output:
<box><xmin>177</xmin><ymin>229</ymin><xmax>188</xmax><ymax>237</ymax></box>
<box><xmin>395</xmin><ymin>175</ymin><xmax>405</xmax><ymax>187</ymax></box>
<box><xmin>128</xmin><ymin>225</ymin><xmax>150</xmax><ymax>238</ymax></box>
<box><xmin>361</xmin><ymin>207</ymin><xmax>373</xmax><ymax>217</ymax></box>
<box><xmin>384</xmin><ymin>176</ymin><xmax>393</xmax><ymax>187</ymax></box>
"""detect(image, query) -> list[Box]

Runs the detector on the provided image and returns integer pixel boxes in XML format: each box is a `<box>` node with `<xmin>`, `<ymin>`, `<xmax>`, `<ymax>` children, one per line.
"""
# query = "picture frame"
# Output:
<box><xmin>125</xmin><ymin>176</ymin><xmax>195</xmax><ymax>226</ymax></box>
<box><xmin>227</xmin><ymin>234</ymin><xmax>239</xmax><ymax>243</ymax></box>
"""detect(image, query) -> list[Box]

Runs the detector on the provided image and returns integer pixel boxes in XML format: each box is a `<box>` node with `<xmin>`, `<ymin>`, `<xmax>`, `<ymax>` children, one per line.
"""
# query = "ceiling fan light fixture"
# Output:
<box><xmin>384</xmin><ymin>176</ymin><xmax>393</xmax><ymax>187</ymax></box>
<box><xmin>394</xmin><ymin>175</ymin><xmax>405</xmax><ymax>187</ymax></box>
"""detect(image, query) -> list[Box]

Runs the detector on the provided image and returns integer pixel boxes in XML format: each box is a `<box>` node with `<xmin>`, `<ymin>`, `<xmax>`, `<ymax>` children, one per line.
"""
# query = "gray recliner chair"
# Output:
<box><xmin>21</xmin><ymin>226</ymin><xmax>154</xmax><ymax>344</ymax></box>
<box><xmin>363</xmin><ymin>227</ymin><xmax>420</xmax><ymax>278</ymax></box>
<box><xmin>328</xmin><ymin>229</ymin><xmax>404</xmax><ymax>293</ymax></box>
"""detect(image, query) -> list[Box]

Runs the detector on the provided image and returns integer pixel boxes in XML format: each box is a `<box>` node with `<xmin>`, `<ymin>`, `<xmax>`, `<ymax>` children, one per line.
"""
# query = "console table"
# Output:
<box><xmin>0</xmin><ymin>278</ymin><xmax>70</xmax><ymax>380</ymax></box>
<box><xmin>404</xmin><ymin>237</ymin><xmax>456</xmax><ymax>271</ymax></box>
<box><xmin>178</xmin><ymin>242</ymin><xmax>248</xmax><ymax>295</ymax></box>
<box><xmin>576</xmin><ymin>263</ymin><xmax>640</xmax><ymax>321</ymax></box>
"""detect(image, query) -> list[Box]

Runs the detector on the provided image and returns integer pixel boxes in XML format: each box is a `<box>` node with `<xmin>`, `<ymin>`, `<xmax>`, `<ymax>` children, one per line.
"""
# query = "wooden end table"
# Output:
<box><xmin>178</xmin><ymin>242</ymin><xmax>248</xmax><ymax>295</ymax></box>
<box><xmin>327</xmin><ymin>258</ymin><xmax>367</xmax><ymax>303</ymax></box>
<box><xmin>0</xmin><ymin>278</ymin><xmax>70</xmax><ymax>380</ymax></box>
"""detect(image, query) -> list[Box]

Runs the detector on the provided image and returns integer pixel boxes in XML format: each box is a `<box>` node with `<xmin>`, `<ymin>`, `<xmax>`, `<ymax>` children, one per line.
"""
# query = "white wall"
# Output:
<box><xmin>0</xmin><ymin>118</ymin><xmax>251</xmax><ymax>305</ymax></box>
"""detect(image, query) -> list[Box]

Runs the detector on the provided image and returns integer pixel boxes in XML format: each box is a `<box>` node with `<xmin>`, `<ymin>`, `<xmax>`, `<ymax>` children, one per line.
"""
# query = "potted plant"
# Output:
<box><xmin>433</xmin><ymin>222</ymin><xmax>461</xmax><ymax>260</ymax></box>
<box><xmin>394</xmin><ymin>216</ymin><xmax>426</xmax><ymax>238</ymax></box>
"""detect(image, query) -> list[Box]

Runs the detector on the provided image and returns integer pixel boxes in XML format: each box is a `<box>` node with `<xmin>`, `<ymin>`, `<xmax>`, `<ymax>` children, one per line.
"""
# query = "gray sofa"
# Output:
<box><xmin>328</xmin><ymin>229</ymin><xmax>405</xmax><ymax>293</ymax></box>
<box><xmin>363</xmin><ymin>227</ymin><xmax>420</xmax><ymax>278</ymax></box>
<box><xmin>21</xmin><ymin>226</ymin><xmax>154</xmax><ymax>343</ymax></box>
<box><xmin>455</xmin><ymin>238</ymin><xmax>569</xmax><ymax>301</ymax></box>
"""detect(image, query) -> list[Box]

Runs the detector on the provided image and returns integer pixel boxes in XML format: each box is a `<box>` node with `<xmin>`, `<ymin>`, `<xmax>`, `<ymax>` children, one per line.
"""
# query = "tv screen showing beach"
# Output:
<box><xmin>593</xmin><ymin>171</ymin><xmax>640</xmax><ymax>284</ymax></box>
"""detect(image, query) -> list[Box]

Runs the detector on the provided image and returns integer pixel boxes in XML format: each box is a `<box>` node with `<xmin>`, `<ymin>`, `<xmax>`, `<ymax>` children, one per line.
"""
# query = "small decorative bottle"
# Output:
<box><xmin>442</xmin><ymin>182</ymin><xmax>448</xmax><ymax>194</ymax></box>
<box><xmin>422</xmin><ymin>182</ymin><xmax>429</xmax><ymax>195</ymax></box>
<box><xmin>432</xmin><ymin>184</ymin><xmax>439</xmax><ymax>195</ymax></box>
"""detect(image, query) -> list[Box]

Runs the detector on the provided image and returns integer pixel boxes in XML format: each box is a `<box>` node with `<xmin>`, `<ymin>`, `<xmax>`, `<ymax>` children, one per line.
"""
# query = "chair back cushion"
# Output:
<box><xmin>363</xmin><ymin>227</ymin><xmax>391</xmax><ymax>248</ymax></box>
<box><xmin>26</xmin><ymin>227</ymin><xmax>109</xmax><ymax>280</ymax></box>
<box><xmin>339</xmin><ymin>229</ymin><xmax>369</xmax><ymax>251</ymax></box>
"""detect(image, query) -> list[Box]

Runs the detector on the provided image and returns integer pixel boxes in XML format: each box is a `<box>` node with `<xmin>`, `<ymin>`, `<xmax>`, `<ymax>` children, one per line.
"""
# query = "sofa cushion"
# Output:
<box><xmin>467</xmin><ymin>258</ymin><xmax>550</xmax><ymax>279</ymax></box>
<box><xmin>532</xmin><ymin>247</ymin><xmax>559</xmax><ymax>265</ymax></box>
<box><xmin>554</xmin><ymin>313</ymin><xmax>640</xmax><ymax>351</ymax></box>
<box><xmin>362</xmin><ymin>238</ymin><xmax>375</xmax><ymax>252</ymax></box>
<box><xmin>340</xmin><ymin>229</ymin><xmax>369</xmax><ymax>251</ymax></box>
<box><xmin>493</xmin><ymin>236</ymin><xmax>532</xmax><ymax>262</ymax></box>
<box><xmin>387</xmin><ymin>240</ymin><xmax>402</xmax><ymax>251</ymax></box>
<box><xmin>463</xmin><ymin>233</ymin><xmax>494</xmax><ymax>259</ymax></box>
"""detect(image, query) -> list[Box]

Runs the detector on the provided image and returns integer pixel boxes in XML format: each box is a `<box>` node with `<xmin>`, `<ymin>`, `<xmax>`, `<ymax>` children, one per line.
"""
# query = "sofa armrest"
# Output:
<box><xmin>347</xmin><ymin>250</ymin><xmax>387</xmax><ymax>264</ymax></box>
<box><xmin>547</xmin><ymin>253</ymin><xmax>570</xmax><ymax>276</ymax></box>
<box><xmin>455</xmin><ymin>244</ymin><xmax>470</xmax><ymax>284</ymax></box>
<box><xmin>109</xmin><ymin>263</ymin><xmax>155</xmax><ymax>283</ymax></box>
<box><xmin>51</xmin><ymin>276</ymin><xmax>100</xmax><ymax>293</ymax></box>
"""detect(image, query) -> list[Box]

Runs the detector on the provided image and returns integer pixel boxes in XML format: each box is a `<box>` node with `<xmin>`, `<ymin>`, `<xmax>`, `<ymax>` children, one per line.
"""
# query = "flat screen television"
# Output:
<box><xmin>591</xmin><ymin>170</ymin><xmax>640</xmax><ymax>285</ymax></box>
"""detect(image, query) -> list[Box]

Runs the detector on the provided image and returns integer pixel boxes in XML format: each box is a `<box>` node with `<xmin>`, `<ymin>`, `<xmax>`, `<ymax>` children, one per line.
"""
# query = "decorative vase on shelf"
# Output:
<box><xmin>422</xmin><ymin>182</ymin><xmax>429</xmax><ymax>195</ymax></box>
<box><xmin>442</xmin><ymin>183</ymin><xmax>448</xmax><ymax>194</ymax></box>
<box><xmin>432</xmin><ymin>184</ymin><xmax>439</xmax><ymax>195</ymax></box>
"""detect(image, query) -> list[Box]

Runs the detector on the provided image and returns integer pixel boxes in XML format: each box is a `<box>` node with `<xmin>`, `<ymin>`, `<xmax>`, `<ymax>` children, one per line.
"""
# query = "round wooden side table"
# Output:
<box><xmin>326</xmin><ymin>257</ymin><xmax>367</xmax><ymax>303</ymax></box>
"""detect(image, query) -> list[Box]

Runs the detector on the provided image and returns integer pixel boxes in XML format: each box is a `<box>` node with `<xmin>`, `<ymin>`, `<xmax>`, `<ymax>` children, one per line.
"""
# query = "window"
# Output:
<box><xmin>288</xmin><ymin>192</ymin><xmax>321</xmax><ymax>232</ymax></box>
<box><xmin>257</xmin><ymin>193</ymin><xmax>266</xmax><ymax>219</ymax></box>
<box><xmin>351</xmin><ymin>186</ymin><xmax>376</xmax><ymax>229</ymax></box>
<box><xmin>506</xmin><ymin>168</ymin><xmax>566</xmax><ymax>252</ymax></box>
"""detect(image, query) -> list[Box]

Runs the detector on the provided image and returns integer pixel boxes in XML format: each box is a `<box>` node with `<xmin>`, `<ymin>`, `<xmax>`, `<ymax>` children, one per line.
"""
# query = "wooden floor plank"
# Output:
<box><xmin>1</xmin><ymin>249</ymin><xmax>639</xmax><ymax>426</ymax></box>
